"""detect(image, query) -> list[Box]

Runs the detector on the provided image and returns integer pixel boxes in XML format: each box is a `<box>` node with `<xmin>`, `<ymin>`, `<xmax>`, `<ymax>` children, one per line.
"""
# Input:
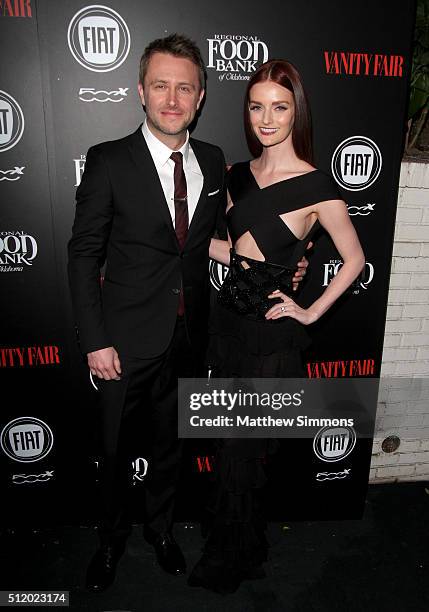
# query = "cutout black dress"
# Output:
<box><xmin>189</xmin><ymin>161</ymin><xmax>341</xmax><ymax>594</ymax></box>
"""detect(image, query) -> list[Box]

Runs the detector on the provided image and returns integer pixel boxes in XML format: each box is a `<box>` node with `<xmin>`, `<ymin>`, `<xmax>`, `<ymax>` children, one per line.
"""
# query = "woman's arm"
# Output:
<box><xmin>209</xmin><ymin>189</ymin><xmax>233</xmax><ymax>265</ymax></box>
<box><xmin>266</xmin><ymin>200</ymin><xmax>365</xmax><ymax>323</ymax></box>
<box><xmin>209</xmin><ymin>237</ymin><xmax>231</xmax><ymax>265</ymax></box>
<box><xmin>307</xmin><ymin>199</ymin><xmax>365</xmax><ymax>320</ymax></box>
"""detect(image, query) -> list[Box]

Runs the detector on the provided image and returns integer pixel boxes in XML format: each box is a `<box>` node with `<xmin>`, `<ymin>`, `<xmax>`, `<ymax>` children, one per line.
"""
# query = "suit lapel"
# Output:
<box><xmin>127</xmin><ymin>127</ymin><xmax>178</xmax><ymax>246</ymax></box>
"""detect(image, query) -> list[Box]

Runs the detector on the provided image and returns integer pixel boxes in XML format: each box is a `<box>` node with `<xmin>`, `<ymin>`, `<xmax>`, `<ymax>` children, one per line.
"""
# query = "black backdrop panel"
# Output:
<box><xmin>0</xmin><ymin>0</ymin><xmax>415</xmax><ymax>525</ymax></box>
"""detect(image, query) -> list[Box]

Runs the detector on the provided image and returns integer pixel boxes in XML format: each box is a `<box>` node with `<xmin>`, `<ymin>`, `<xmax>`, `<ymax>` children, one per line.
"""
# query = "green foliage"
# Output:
<box><xmin>409</xmin><ymin>0</ymin><xmax>429</xmax><ymax>120</ymax></box>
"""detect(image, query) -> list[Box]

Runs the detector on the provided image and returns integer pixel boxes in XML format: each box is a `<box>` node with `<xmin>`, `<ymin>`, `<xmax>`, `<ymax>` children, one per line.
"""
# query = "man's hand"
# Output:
<box><xmin>292</xmin><ymin>241</ymin><xmax>312</xmax><ymax>291</ymax></box>
<box><xmin>293</xmin><ymin>257</ymin><xmax>308</xmax><ymax>290</ymax></box>
<box><xmin>87</xmin><ymin>347</ymin><xmax>122</xmax><ymax>380</ymax></box>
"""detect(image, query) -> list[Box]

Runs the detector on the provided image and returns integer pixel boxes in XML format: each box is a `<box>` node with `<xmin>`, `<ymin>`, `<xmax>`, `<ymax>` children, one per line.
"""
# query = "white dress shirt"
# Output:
<box><xmin>142</xmin><ymin>120</ymin><xmax>204</xmax><ymax>227</ymax></box>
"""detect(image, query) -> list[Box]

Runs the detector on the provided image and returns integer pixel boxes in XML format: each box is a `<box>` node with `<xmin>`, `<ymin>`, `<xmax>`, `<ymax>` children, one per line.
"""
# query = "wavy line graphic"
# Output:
<box><xmin>316</xmin><ymin>469</ymin><xmax>351</xmax><ymax>481</ymax></box>
<box><xmin>347</xmin><ymin>204</ymin><xmax>375</xmax><ymax>216</ymax></box>
<box><xmin>79</xmin><ymin>96</ymin><xmax>125</xmax><ymax>102</ymax></box>
<box><xmin>0</xmin><ymin>167</ymin><xmax>25</xmax><ymax>181</ymax></box>
<box><xmin>12</xmin><ymin>470</ymin><xmax>54</xmax><ymax>484</ymax></box>
<box><xmin>79</xmin><ymin>88</ymin><xmax>128</xmax><ymax>103</ymax></box>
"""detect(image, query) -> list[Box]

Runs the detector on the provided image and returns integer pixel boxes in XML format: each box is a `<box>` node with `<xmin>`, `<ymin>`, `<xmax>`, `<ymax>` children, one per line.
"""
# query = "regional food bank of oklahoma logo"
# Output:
<box><xmin>331</xmin><ymin>136</ymin><xmax>382</xmax><ymax>191</ymax></box>
<box><xmin>1</xmin><ymin>417</ymin><xmax>54</xmax><ymax>463</ymax></box>
<box><xmin>207</xmin><ymin>34</ymin><xmax>269</xmax><ymax>81</ymax></box>
<box><xmin>0</xmin><ymin>91</ymin><xmax>24</xmax><ymax>153</ymax></box>
<box><xmin>67</xmin><ymin>5</ymin><xmax>130</xmax><ymax>72</ymax></box>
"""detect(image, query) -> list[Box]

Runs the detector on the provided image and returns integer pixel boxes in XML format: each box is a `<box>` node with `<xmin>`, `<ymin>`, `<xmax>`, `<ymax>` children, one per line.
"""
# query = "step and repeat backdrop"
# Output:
<box><xmin>0</xmin><ymin>0</ymin><xmax>415</xmax><ymax>524</ymax></box>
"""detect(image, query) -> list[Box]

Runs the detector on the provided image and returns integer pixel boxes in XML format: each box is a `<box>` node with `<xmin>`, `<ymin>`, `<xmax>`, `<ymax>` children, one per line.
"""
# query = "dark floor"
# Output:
<box><xmin>1</xmin><ymin>482</ymin><xmax>429</xmax><ymax>612</ymax></box>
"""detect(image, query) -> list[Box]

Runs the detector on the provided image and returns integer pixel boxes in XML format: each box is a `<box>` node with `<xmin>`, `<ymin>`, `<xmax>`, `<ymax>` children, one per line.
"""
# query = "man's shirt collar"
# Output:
<box><xmin>142</xmin><ymin>119</ymin><xmax>190</xmax><ymax>167</ymax></box>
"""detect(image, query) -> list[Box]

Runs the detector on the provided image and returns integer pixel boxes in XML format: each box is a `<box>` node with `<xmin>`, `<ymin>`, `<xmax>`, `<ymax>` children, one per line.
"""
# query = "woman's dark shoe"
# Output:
<box><xmin>85</xmin><ymin>542</ymin><xmax>125</xmax><ymax>592</ymax></box>
<box><xmin>187</xmin><ymin>558</ymin><xmax>242</xmax><ymax>595</ymax></box>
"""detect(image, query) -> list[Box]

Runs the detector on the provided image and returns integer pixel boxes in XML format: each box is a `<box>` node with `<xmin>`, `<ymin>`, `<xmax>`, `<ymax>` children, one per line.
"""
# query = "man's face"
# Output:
<box><xmin>138</xmin><ymin>52</ymin><xmax>204</xmax><ymax>145</ymax></box>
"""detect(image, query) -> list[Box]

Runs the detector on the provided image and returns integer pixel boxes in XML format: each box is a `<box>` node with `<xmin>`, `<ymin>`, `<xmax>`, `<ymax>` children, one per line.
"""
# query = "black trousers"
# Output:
<box><xmin>95</xmin><ymin>317</ymin><xmax>197</xmax><ymax>544</ymax></box>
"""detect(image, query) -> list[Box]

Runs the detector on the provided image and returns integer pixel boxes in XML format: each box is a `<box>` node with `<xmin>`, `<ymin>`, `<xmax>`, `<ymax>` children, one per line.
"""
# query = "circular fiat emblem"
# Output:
<box><xmin>0</xmin><ymin>91</ymin><xmax>24</xmax><ymax>153</ymax></box>
<box><xmin>1</xmin><ymin>416</ymin><xmax>54</xmax><ymax>463</ymax></box>
<box><xmin>313</xmin><ymin>425</ymin><xmax>356</xmax><ymax>462</ymax></box>
<box><xmin>331</xmin><ymin>136</ymin><xmax>382</xmax><ymax>191</ymax></box>
<box><xmin>67</xmin><ymin>5</ymin><xmax>130</xmax><ymax>72</ymax></box>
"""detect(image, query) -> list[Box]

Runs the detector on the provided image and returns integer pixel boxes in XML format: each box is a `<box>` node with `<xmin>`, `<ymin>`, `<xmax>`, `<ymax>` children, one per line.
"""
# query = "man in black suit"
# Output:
<box><xmin>68</xmin><ymin>34</ymin><xmax>226</xmax><ymax>592</ymax></box>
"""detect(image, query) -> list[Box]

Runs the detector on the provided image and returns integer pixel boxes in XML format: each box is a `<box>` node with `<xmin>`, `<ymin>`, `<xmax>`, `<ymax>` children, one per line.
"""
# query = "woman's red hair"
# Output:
<box><xmin>244</xmin><ymin>59</ymin><xmax>313</xmax><ymax>163</ymax></box>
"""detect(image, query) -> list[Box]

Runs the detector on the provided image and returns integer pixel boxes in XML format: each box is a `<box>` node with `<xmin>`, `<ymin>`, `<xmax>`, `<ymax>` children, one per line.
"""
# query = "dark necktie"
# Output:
<box><xmin>170</xmin><ymin>151</ymin><xmax>188</xmax><ymax>315</ymax></box>
<box><xmin>170</xmin><ymin>152</ymin><xmax>188</xmax><ymax>249</ymax></box>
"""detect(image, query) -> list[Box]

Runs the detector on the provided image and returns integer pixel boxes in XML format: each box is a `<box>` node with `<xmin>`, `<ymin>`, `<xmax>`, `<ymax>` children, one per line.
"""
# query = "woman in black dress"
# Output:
<box><xmin>188</xmin><ymin>59</ymin><xmax>365</xmax><ymax>594</ymax></box>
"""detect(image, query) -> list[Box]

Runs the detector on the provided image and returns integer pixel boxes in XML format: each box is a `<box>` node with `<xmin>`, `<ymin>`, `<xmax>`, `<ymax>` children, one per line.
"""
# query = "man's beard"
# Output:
<box><xmin>147</xmin><ymin>113</ymin><xmax>189</xmax><ymax>137</ymax></box>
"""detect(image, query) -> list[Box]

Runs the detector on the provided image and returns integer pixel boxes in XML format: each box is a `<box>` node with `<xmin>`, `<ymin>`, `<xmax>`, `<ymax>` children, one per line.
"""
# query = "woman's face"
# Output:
<box><xmin>248</xmin><ymin>80</ymin><xmax>295</xmax><ymax>148</ymax></box>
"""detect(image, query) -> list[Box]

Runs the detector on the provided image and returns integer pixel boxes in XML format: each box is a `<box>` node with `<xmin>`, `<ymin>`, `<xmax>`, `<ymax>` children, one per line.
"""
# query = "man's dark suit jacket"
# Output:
<box><xmin>68</xmin><ymin>126</ymin><xmax>226</xmax><ymax>359</ymax></box>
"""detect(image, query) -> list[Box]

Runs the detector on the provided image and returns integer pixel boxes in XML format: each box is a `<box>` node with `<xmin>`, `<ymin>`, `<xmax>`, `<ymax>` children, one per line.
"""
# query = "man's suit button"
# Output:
<box><xmin>171</xmin><ymin>288</ymin><xmax>180</xmax><ymax>295</ymax></box>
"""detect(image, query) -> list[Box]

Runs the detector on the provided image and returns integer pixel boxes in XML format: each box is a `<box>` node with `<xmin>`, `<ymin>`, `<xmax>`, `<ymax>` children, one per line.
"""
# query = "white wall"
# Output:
<box><xmin>370</xmin><ymin>161</ymin><xmax>429</xmax><ymax>483</ymax></box>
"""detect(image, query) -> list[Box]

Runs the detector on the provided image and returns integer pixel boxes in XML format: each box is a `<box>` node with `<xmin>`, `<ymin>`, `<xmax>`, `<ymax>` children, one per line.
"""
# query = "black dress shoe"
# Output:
<box><xmin>144</xmin><ymin>530</ymin><xmax>186</xmax><ymax>575</ymax></box>
<box><xmin>85</xmin><ymin>543</ymin><xmax>125</xmax><ymax>592</ymax></box>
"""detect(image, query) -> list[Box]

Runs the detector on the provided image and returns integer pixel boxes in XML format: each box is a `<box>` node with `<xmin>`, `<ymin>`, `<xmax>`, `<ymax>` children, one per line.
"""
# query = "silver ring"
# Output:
<box><xmin>280</xmin><ymin>306</ymin><xmax>285</xmax><ymax>312</ymax></box>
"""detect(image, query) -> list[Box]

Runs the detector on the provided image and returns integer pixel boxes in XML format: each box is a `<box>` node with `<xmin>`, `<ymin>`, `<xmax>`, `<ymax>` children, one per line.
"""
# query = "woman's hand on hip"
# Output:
<box><xmin>265</xmin><ymin>290</ymin><xmax>318</xmax><ymax>325</ymax></box>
